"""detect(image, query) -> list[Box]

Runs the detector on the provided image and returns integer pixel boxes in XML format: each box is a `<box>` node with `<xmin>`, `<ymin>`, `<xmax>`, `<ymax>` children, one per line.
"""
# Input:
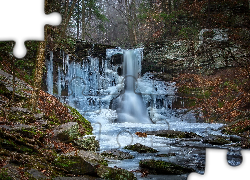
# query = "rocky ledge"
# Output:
<box><xmin>139</xmin><ymin>159</ymin><xmax>194</xmax><ymax>175</ymax></box>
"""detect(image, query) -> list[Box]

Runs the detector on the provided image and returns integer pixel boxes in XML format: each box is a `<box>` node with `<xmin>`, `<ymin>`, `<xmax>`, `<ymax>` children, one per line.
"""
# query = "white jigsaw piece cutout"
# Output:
<box><xmin>188</xmin><ymin>148</ymin><xmax>250</xmax><ymax>180</ymax></box>
<box><xmin>0</xmin><ymin>0</ymin><xmax>61</xmax><ymax>58</ymax></box>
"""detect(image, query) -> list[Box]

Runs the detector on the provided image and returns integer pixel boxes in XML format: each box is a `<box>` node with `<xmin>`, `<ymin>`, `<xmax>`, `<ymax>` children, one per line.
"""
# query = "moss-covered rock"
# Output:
<box><xmin>124</xmin><ymin>143</ymin><xmax>158</xmax><ymax>153</ymax></box>
<box><xmin>73</xmin><ymin>135</ymin><xmax>100</xmax><ymax>151</ymax></box>
<box><xmin>101</xmin><ymin>149</ymin><xmax>134</xmax><ymax>160</ymax></box>
<box><xmin>0</xmin><ymin>168</ymin><xmax>12</xmax><ymax>180</ymax></box>
<box><xmin>139</xmin><ymin>159</ymin><xmax>194</xmax><ymax>175</ymax></box>
<box><xmin>203</xmin><ymin>135</ymin><xmax>232</xmax><ymax>145</ymax></box>
<box><xmin>53</xmin><ymin>122</ymin><xmax>79</xmax><ymax>142</ymax></box>
<box><xmin>96</xmin><ymin>165</ymin><xmax>136</xmax><ymax>180</ymax></box>
<box><xmin>53</xmin><ymin>155</ymin><xmax>96</xmax><ymax>175</ymax></box>
<box><xmin>65</xmin><ymin>150</ymin><xmax>108</xmax><ymax>167</ymax></box>
<box><xmin>66</xmin><ymin>105</ymin><xmax>92</xmax><ymax>135</ymax></box>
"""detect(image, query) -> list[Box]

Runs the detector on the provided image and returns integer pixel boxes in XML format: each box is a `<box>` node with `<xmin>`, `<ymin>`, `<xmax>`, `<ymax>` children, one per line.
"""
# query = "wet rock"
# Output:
<box><xmin>65</xmin><ymin>150</ymin><xmax>108</xmax><ymax>166</ymax></box>
<box><xmin>156</xmin><ymin>153</ymin><xmax>177</xmax><ymax>157</ymax></box>
<box><xmin>27</xmin><ymin>168</ymin><xmax>48</xmax><ymax>179</ymax></box>
<box><xmin>145</xmin><ymin>130</ymin><xmax>201</xmax><ymax>139</ymax></box>
<box><xmin>124</xmin><ymin>143</ymin><xmax>158</xmax><ymax>153</ymax></box>
<box><xmin>203</xmin><ymin>135</ymin><xmax>231</xmax><ymax>145</ymax></box>
<box><xmin>139</xmin><ymin>159</ymin><xmax>194</xmax><ymax>175</ymax></box>
<box><xmin>180</xmin><ymin>111</ymin><xmax>196</xmax><ymax>123</ymax></box>
<box><xmin>229</xmin><ymin>135</ymin><xmax>242</xmax><ymax>143</ymax></box>
<box><xmin>101</xmin><ymin>149</ymin><xmax>134</xmax><ymax>160</ymax></box>
<box><xmin>111</xmin><ymin>54</ymin><xmax>123</xmax><ymax>65</ymax></box>
<box><xmin>73</xmin><ymin>135</ymin><xmax>100</xmax><ymax>151</ymax></box>
<box><xmin>54</xmin><ymin>176</ymin><xmax>101</xmax><ymax>180</ymax></box>
<box><xmin>96</xmin><ymin>165</ymin><xmax>136</xmax><ymax>180</ymax></box>
<box><xmin>53</xmin><ymin>155</ymin><xmax>96</xmax><ymax>175</ymax></box>
<box><xmin>53</xmin><ymin>122</ymin><xmax>79</xmax><ymax>142</ymax></box>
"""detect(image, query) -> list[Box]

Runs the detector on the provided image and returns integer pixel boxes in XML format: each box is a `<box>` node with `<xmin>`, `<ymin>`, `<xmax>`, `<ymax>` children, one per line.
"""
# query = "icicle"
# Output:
<box><xmin>58</xmin><ymin>66</ymin><xmax>61</xmax><ymax>98</ymax></box>
<box><xmin>46</xmin><ymin>51</ymin><xmax>53</xmax><ymax>95</ymax></box>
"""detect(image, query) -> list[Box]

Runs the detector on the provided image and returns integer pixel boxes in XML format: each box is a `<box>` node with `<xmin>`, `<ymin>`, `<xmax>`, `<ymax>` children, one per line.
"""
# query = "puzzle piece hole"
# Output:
<box><xmin>227</xmin><ymin>148</ymin><xmax>242</xmax><ymax>167</ymax></box>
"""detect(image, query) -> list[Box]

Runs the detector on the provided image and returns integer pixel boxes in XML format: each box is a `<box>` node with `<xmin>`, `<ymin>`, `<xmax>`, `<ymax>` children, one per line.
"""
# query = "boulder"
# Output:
<box><xmin>139</xmin><ymin>159</ymin><xmax>194</xmax><ymax>175</ymax></box>
<box><xmin>53</xmin><ymin>155</ymin><xmax>96</xmax><ymax>175</ymax></box>
<box><xmin>124</xmin><ymin>143</ymin><xmax>158</xmax><ymax>153</ymax></box>
<box><xmin>101</xmin><ymin>149</ymin><xmax>134</xmax><ymax>160</ymax></box>
<box><xmin>73</xmin><ymin>135</ymin><xmax>100</xmax><ymax>151</ymax></box>
<box><xmin>53</xmin><ymin>122</ymin><xmax>79</xmax><ymax>142</ymax></box>
<box><xmin>96</xmin><ymin>165</ymin><xmax>136</xmax><ymax>180</ymax></box>
<box><xmin>54</xmin><ymin>175</ymin><xmax>102</xmax><ymax>180</ymax></box>
<box><xmin>65</xmin><ymin>150</ymin><xmax>108</xmax><ymax>167</ymax></box>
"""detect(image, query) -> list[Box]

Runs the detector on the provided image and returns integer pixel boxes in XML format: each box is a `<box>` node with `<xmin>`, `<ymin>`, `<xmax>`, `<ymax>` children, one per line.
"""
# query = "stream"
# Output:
<box><xmin>45</xmin><ymin>48</ymin><xmax>242</xmax><ymax>179</ymax></box>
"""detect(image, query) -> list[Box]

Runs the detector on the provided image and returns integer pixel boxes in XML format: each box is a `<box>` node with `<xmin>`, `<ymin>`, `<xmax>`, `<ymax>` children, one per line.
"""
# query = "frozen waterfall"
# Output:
<box><xmin>45</xmin><ymin>48</ymin><xmax>177</xmax><ymax>124</ymax></box>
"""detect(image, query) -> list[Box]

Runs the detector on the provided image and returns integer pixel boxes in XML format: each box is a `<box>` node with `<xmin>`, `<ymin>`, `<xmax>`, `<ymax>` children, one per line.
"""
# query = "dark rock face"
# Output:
<box><xmin>111</xmin><ymin>54</ymin><xmax>123</xmax><ymax>65</ymax></box>
<box><xmin>139</xmin><ymin>159</ymin><xmax>194</xmax><ymax>175</ymax></box>
<box><xmin>75</xmin><ymin>41</ymin><xmax>115</xmax><ymax>59</ymax></box>
<box><xmin>124</xmin><ymin>143</ymin><xmax>158</xmax><ymax>153</ymax></box>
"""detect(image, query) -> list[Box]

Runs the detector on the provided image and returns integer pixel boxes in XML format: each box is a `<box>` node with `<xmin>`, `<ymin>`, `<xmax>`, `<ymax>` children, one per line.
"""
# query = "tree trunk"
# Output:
<box><xmin>125</xmin><ymin>0</ymin><xmax>136</xmax><ymax>46</ymax></box>
<box><xmin>30</xmin><ymin>39</ymin><xmax>46</xmax><ymax>113</ymax></box>
<box><xmin>77</xmin><ymin>0</ymin><xmax>80</xmax><ymax>39</ymax></box>
<box><xmin>168</xmin><ymin>0</ymin><xmax>172</xmax><ymax>14</ymax></box>
<box><xmin>82</xmin><ymin>0</ymin><xmax>86</xmax><ymax>40</ymax></box>
<box><xmin>61</xmin><ymin>0</ymin><xmax>77</xmax><ymax>40</ymax></box>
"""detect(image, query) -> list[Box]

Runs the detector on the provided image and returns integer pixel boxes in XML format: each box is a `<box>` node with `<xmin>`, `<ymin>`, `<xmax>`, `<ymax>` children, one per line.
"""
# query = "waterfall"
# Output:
<box><xmin>116</xmin><ymin>50</ymin><xmax>152</xmax><ymax>124</ymax></box>
<box><xmin>45</xmin><ymin>47</ymin><xmax>176</xmax><ymax>124</ymax></box>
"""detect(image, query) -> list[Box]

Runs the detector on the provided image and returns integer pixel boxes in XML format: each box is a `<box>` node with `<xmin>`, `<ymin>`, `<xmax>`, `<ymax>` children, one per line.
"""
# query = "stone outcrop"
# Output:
<box><xmin>142</xmin><ymin>29</ymin><xmax>247</xmax><ymax>81</ymax></box>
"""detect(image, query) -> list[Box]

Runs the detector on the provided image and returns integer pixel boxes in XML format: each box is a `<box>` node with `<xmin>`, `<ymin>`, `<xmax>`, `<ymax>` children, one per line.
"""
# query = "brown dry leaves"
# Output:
<box><xmin>175</xmin><ymin>67</ymin><xmax>250</xmax><ymax>124</ymax></box>
<box><xmin>38</xmin><ymin>90</ymin><xmax>74</xmax><ymax>123</ymax></box>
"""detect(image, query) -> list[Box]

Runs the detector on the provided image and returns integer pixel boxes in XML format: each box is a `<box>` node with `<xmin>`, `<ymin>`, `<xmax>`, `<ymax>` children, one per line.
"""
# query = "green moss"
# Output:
<box><xmin>7</xmin><ymin>112</ymin><xmax>36</xmax><ymax>123</ymax></box>
<box><xmin>73</xmin><ymin>135</ymin><xmax>99</xmax><ymax>151</ymax></box>
<box><xmin>0</xmin><ymin>139</ymin><xmax>17</xmax><ymax>151</ymax></box>
<box><xmin>53</xmin><ymin>155</ymin><xmax>95</xmax><ymax>175</ymax></box>
<box><xmin>57</xmin><ymin>123</ymin><xmax>80</xmax><ymax>142</ymax></box>
<box><xmin>139</xmin><ymin>159</ymin><xmax>194</xmax><ymax>175</ymax></box>
<box><xmin>66</xmin><ymin>105</ymin><xmax>92</xmax><ymax>135</ymax></box>
<box><xmin>0</xmin><ymin>168</ymin><xmax>12</xmax><ymax>180</ymax></box>
<box><xmin>17</xmin><ymin>127</ymin><xmax>44</xmax><ymax>139</ymax></box>
<box><xmin>99</xmin><ymin>159</ymin><xmax>108</xmax><ymax>166</ymax></box>
<box><xmin>124</xmin><ymin>143</ymin><xmax>158</xmax><ymax>153</ymax></box>
<box><xmin>97</xmin><ymin>165</ymin><xmax>136</xmax><ymax>180</ymax></box>
<box><xmin>218</xmin><ymin>101</ymin><xmax>224</xmax><ymax>108</ymax></box>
